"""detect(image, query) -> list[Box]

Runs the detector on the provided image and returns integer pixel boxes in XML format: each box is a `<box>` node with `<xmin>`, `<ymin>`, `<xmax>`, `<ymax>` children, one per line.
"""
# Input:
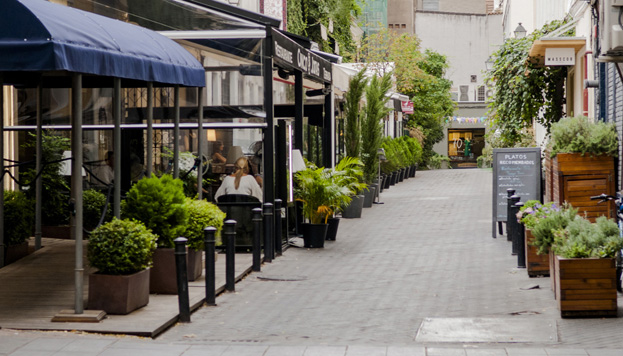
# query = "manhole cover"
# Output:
<box><xmin>415</xmin><ymin>318</ymin><xmax>557</xmax><ymax>343</ymax></box>
<box><xmin>257</xmin><ymin>275</ymin><xmax>307</xmax><ymax>281</ymax></box>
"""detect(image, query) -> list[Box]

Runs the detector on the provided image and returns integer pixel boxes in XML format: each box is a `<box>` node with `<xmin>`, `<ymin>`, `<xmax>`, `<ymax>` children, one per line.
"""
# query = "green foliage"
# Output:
<box><xmin>330</xmin><ymin>157</ymin><xmax>367</xmax><ymax>212</ymax></box>
<box><xmin>122</xmin><ymin>174</ymin><xmax>189</xmax><ymax>248</ymax></box>
<box><xmin>3</xmin><ymin>190</ymin><xmax>34</xmax><ymax>246</ymax></box>
<box><xmin>184</xmin><ymin>198</ymin><xmax>226</xmax><ymax>250</ymax></box>
<box><xmin>531</xmin><ymin>204</ymin><xmax>578</xmax><ymax>255</ymax></box>
<box><xmin>486</xmin><ymin>20</ymin><xmax>571</xmax><ymax>146</ymax></box>
<box><xmin>83</xmin><ymin>189</ymin><xmax>111</xmax><ymax>231</ymax></box>
<box><xmin>552</xmin><ymin>216</ymin><xmax>623</xmax><ymax>259</ymax></box>
<box><xmin>396</xmin><ymin>136</ymin><xmax>422</xmax><ymax>166</ymax></box>
<box><xmin>21</xmin><ymin>131</ymin><xmax>70</xmax><ymax>225</ymax></box>
<box><xmin>286</xmin><ymin>0</ymin><xmax>360</xmax><ymax>59</ymax></box>
<box><xmin>344</xmin><ymin>69</ymin><xmax>368</xmax><ymax>159</ymax></box>
<box><xmin>517</xmin><ymin>201</ymin><xmax>558</xmax><ymax>230</ymax></box>
<box><xmin>427</xmin><ymin>153</ymin><xmax>451</xmax><ymax>169</ymax></box>
<box><xmin>548</xmin><ymin>116</ymin><xmax>618</xmax><ymax>157</ymax></box>
<box><xmin>87</xmin><ymin>218</ymin><xmax>157</xmax><ymax>275</ymax></box>
<box><xmin>361</xmin><ymin>72</ymin><xmax>393</xmax><ymax>183</ymax></box>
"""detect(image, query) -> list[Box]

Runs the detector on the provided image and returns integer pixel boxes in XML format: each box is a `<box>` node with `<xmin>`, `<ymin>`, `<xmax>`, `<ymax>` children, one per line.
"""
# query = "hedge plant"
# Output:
<box><xmin>548</xmin><ymin>116</ymin><xmax>618</xmax><ymax>158</ymax></box>
<box><xmin>552</xmin><ymin>216</ymin><xmax>623</xmax><ymax>259</ymax></box>
<box><xmin>122</xmin><ymin>174</ymin><xmax>188</xmax><ymax>248</ymax></box>
<box><xmin>3</xmin><ymin>190</ymin><xmax>34</xmax><ymax>246</ymax></box>
<box><xmin>83</xmin><ymin>189</ymin><xmax>111</xmax><ymax>231</ymax></box>
<box><xmin>184</xmin><ymin>198</ymin><xmax>226</xmax><ymax>250</ymax></box>
<box><xmin>88</xmin><ymin>218</ymin><xmax>157</xmax><ymax>275</ymax></box>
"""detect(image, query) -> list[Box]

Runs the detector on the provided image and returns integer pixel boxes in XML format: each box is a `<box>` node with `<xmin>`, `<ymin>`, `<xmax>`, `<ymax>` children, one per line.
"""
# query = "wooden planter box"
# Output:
<box><xmin>88</xmin><ymin>268</ymin><xmax>150</xmax><ymax>315</ymax></box>
<box><xmin>548</xmin><ymin>153</ymin><xmax>615</xmax><ymax>222</ymax></box>
<box><xmin>525</xmin><ymin>230</ymin><xmax>549</xmax><ymax>277</ymax></box>
<box><xmin>555</xmin><ymin>256</ymin><xmax>617</xmax><ymax>318</ymax></box>
<box><xmin>550</xmin><ymin>251</ymin><xmax>556</xmax><ymax>297</ymax></box>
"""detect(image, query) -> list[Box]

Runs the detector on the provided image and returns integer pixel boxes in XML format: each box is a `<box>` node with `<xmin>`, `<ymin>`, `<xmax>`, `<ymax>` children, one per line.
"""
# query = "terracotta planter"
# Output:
<box><xmin>525</xmin><ymin>230</ymin><xmax>549</xmax><ymax>277</ymax></box>
<box><xmin>555</xmin><ymin>256</ymin><xmax>617</xmax><ymax>318</ymax></box>
<box><xmin>88</xmin><ymin>269</ymin><xmax>150</xmax><ymax>315</ymax></box>
<box><xmin>301</xmin><ymin>223</ymin><xmax>327</xmax><ymax>248</ymax></box>
<box><xmin>4</xmin><ymin>241</ymin><xmax>29</xmax><ymax>265</ymax></box>
<box><xmin>150</xmin><ymin>247</ymin><xmax>202</xmax><ymax>294</ymax></box>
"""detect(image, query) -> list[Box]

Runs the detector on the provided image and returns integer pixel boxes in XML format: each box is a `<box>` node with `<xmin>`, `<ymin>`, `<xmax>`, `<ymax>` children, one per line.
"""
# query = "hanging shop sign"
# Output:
<box><xmin>272</xmin><ymin>28</ymin><xmax>331</xmax><ymax>83</ymax></box>
<box><xmin>492</xmin><ymin>148</ymin><xmax>541</xmax><ymax>238</ymax></box>
<box><xmin>401</xmin><ymin>101</ymin><xmax>414</xmax><ymax>114</ymax></box>
<box><xmin>545</xmin><ymin>48</ymin><xmax>575</xmax><ymax>66</ymax></box>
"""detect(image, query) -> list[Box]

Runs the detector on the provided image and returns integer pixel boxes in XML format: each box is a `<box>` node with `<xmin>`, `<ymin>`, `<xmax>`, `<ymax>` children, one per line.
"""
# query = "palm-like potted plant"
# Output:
<box><xmin>87</xmin><ymin>218</ymin><xmax>157</xmax><ymax>314</ymax></box>
<box><xmin>122</xmin><ymin>174</ymin><xmax>189</xmax><ymax>294</ymax></box>
<box><xmin>324</xmin><ymin>157</ymin><xmax>367</xmax><ymax>240</ymax></box>
<box><xmin>183</xmin><ymin>198</ymin><xmax>226</xmax><ymax>279</ymax></box>
<box><xmin>361</xmin><ymin>72</ymin><xmax>392</xmax><ymax>206</ymax></box>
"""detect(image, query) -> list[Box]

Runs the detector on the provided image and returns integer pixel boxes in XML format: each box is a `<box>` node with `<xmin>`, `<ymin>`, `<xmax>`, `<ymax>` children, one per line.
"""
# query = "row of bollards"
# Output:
<box><xmin>173</xmin><ymin>200</ymin><xmax>284</xmax><ymax>323</ymax></box>
<box><xmin>505</xmin><ymin>188</ymin><xmax>526</xmax><ymax>269</ymax></box>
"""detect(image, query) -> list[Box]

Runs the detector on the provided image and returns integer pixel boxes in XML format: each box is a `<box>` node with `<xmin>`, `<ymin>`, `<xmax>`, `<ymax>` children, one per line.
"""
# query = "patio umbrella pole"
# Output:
<box><xmin>113</xmin><ymin>78</ymin><xmax>121</xmax><ymax>218</ymax></box>
<box><xmin>197</xmin><ymin>86</ymin><xmax>204</xmax><ymax>200</ymax></box>
<box><xmin>71</xmin><ymin>73</ymin><xmax>84</xmax><ymax>314</ymax></box>
<box><xmin>146</xmin><ymin>83</ymin><xmax>153</xmax><ymax>177</ymax></box>
<box><xmin>35</xmin><ymin>83</ymin><xmax>42</xmax><ymax>250</ymax></box>
<box><xmin>174</xmin><ymin>85</ymin><xmax>180</xmax><ymax>179</ymax></box>
<box><xmin>0</xmin><ymin>74</ymin><xmax>4</xmax><ymax>268</ymax></box>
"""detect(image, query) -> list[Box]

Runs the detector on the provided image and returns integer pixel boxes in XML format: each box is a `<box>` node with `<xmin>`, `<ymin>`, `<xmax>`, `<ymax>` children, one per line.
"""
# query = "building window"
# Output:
<box><xmin>401</xmin><ymin>24</ymin><xmax>406</xmax><ymax>28</ymax></box>
<box><xmin>459</xmin><ymin>85</ymin><xmax>469</xmax><ymax>102</ymax></box>
<box><xmin>476</xmin><ymin>86</ymin><xmax>486</xmax><ymax>102</ymax></box>
<box><xmin>389</xmin><ymin>24</ymin><xmax>394</xmax><ymax>29</ymax></box>
<box><xmin>423</xmin><ymin>0</ymin><xmax>439</xmax><ymax>11</ymax></box>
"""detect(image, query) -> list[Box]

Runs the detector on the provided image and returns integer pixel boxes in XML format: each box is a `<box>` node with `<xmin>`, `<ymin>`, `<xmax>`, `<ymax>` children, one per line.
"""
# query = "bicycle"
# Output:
<box><xmin>590</xmin><ymin>193</ymin><xmax>623</xmax><ymax>292</ymax></box>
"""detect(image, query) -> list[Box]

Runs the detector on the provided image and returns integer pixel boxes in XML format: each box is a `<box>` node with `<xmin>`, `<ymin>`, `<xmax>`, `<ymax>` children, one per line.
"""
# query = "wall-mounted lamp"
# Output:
<box><xmin>514</xmin><ymin>23</ymin><xmax>527</xmax><ymax>39</ymax></box>
<box><xmin>277</xmin><ymin>68</ymin><xmax>292</xmax><ymax>80</ymax></box>
<box><xmin>485</xmin><ymin>56</ymin><xmax>495</xmax><ymax>71</ymax></box>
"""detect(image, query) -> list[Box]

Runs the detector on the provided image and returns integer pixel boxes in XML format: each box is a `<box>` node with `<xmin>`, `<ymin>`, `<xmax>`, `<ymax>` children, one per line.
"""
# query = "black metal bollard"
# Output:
<box><xmin>174</xmin><ymin>237</ymin><xmax>190</xmax><ymax>323</ymax></box>
<box><xmin>203</xmin><ymin>227</ymin><xmax>217</xmax><ymax>306</ymax></box>
<box><xmin>263</xmin><ymin>203</ymin><xmax>274</xmax><ymax>263</ymax></box>
<box><xmin>274</xmin><ymin>199</ymin><xmax>283</xmax><ymax>256</ymax></box>
<box><xmin>509</xmin><ymin>195</ymin><xmax>521</xmax><ymax>255</ymax></box>
<box><xmin>252</xmin><ymin>208</ymin><xmax>262</xmax><ymax>272</ymax></box>
<box><xmin>224</xmin><ymin>220</ymin><xmax>236</xmax><ymax>292</ymax></box>
<box><xmin>506</xmin><ymin>188</ymin><xmax>516</xmax><ymax>240</ymax></box>
<box><xmin>515</xmin><ymin>202</ymin><xmax>526</xmax><ymax>268</ymax></box>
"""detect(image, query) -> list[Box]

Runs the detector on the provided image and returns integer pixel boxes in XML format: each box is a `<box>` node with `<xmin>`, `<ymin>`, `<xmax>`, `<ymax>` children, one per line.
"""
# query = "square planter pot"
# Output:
<box><xmin>363</xmin><ymin>184</ymin><xmax>377</xmax><ymax>208</ymax></box>
<box><xmin>88</xmin><ymin>268</ymin><xmax>150</xmax><ymax>315</ymax></box>
<box><xmin>150</xmin><ymin>247</ymin><xmax>203</xmax><ymax>294</ymax></box>
<box><xmin>342</xmin><ymin>195</ymin><xmax>364</xmax><ymax>219</ymax></box>
<box><xmin>555</xmin><ymin>256</ymin><xmax>617</xmax><ymax>318</ymax></box>
<box><xmin>4</xmin><ymin>241</ymin><xmax>29</xmax><ymax>265</ymax></box>
<box><xmin>525</xmin><ymin>229</ymin><xmax>549</xmax><ymax>277</ymax></box>
<box><xmin>325</xmin><ymin>217</ymin><xmax>340</xmax><ymax>241</ymax></box>
<box><xmin>301</xmin><ymin>223</ymin><xmax>327</xmax><ymax>248</ymax></box>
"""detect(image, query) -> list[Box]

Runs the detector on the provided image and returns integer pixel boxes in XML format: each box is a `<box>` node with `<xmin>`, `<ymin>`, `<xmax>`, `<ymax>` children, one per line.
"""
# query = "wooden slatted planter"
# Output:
<box><xmin>555</xmin><ymin>256</ymin><xmax>617</xmax><ymax>318</ymax></box>
<box><xmin>548</xmin><ymin>153</ymin><xmax>615</xmax><ymax>222</ymax></box>
<box><xmin>525</xmin><ymin>229</ymin><xmax>549</xmax><ymax>277</ymax></box>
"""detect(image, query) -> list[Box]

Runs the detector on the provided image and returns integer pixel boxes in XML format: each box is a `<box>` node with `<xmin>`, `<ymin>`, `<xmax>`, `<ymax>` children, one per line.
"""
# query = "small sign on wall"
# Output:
<box><xmin>545</xmin><ymin>48</ymin><xmax>575</xmax><ymax>66</ymax></box>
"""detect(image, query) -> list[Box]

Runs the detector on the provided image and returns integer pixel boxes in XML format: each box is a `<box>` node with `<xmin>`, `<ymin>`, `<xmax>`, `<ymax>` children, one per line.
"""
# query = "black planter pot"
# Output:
<box><xmin>410</xmin><ymin>165</ymin><xmax>417</xmax><ymax>177</ymax></box>
<box><xmin>383</xmin><ymin>174</ymin><xmax>391</xmax><ymax>189</ymax></box>
<box><xmin>389</xmin><ymin>171</ymin><xmax>397</xmax><ymax>186</ymax></box>
<box><xmin>326</xmin><ymin>217</ymin><xmax>340</xmax><ymax>241</ymax></box>
<box><xmin>301</xmin><ymin>223</ymin><xmax>328</xmax><ymax>248</ymax></box>
<box><xmin>342</xmin><ymin>194</ymin><xmax>364</xmax><ymax>218</ymax></box>
<box><xmin>363</xmin><ymin>184</ymin><xmax>377</xmax><ymax>208</ymax></box>
<box><xmin>399</xmin><ymin>168</ymin><xmax>405</xmax><ymax>182</ymax></box>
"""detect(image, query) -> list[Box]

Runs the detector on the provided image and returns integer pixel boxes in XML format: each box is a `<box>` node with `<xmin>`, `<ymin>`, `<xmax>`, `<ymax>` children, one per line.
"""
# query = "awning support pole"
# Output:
<box><xmin>71</xmin><ymin>73</ymin><xmax>84</xmax><ymax>314</ymax></box>
<box><xmin>35</xmin><ymin>83</ymin><xmax>42</xmax><ymax>250</ymax></box>
<box><xmin>174</xmin><ymin>85</ymin><xmax>180</xmax><ymax>179</ymax></box>
<box><xmin>0</xmin><ymin>74</ymin><xmax>4</xmax><ymax>268</ymax></box>
<box><xmin>146</xmin><ymin>83</ymin><xmax>153</xmax><ymax>177</ymax></box>
<box><xmin>323</xmin><ymin>83</ymin><xmax>332</xmax><ymax>168</ymax></box>
<box><xmin>113</xmin><ymin>78</ymin><xmax>121</xmax><ymax>218</ymax></box>
<box><xmin>197</xmin><ymin>86</ymin><xmax>204</xmax><ymax>200</ymax></box>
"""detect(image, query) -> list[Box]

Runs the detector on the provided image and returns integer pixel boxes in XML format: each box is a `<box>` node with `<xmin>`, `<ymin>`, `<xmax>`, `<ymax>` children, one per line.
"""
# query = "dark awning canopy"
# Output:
<box><xmin>0</xmin><ymin>0</ymin><xmax>205</xmax><ymax>87</ymax></box>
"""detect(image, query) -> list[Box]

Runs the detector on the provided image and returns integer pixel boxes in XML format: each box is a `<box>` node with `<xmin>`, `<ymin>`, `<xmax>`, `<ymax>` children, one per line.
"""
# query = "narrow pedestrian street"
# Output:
<box><xmin>3</xmin><ymin>169</ymin><xmax>623</xmax><ymax>355</ymax></box>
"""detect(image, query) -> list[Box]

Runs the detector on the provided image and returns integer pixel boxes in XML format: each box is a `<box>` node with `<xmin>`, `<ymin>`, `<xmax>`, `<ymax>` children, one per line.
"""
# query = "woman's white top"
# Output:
<box><xmin>214</xmin><ymin>174</ymin><xmax>263</xmax><ymax>201</ymax></box>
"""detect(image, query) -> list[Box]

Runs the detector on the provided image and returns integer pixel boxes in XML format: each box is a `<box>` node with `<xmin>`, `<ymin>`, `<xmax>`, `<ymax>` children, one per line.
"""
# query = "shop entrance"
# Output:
<box><xmin>448</xmin><ymin>128</ymin><xmax>485</xmax><ymax>168</ymax></box>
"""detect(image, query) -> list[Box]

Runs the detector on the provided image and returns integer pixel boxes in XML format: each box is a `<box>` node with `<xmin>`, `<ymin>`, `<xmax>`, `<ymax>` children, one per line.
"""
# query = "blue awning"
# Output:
<box><xmin>0</xmin><ymin>0</ymin><xmax>205</xmax><ymax>87</ymax></box>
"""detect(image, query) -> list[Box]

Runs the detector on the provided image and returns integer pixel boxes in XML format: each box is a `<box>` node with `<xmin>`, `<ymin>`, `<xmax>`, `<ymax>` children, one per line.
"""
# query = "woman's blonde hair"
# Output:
<box><xmin>233</xmin><ymin>156</ymin><xmax>250</xmax><ymax>189</ymax></box>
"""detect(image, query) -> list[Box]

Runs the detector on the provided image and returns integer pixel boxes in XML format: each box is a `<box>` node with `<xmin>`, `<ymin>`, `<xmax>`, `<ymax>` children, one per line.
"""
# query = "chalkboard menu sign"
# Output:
<box><xmin>492</xmin><ymin>148</ymin><xmax>541</xmax><ymax>238</ymax></box>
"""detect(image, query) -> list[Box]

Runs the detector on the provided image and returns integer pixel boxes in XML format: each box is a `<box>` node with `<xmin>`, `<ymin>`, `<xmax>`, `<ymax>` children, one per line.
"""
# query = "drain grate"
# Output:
<box><xmin>415</xmin><ymin>317</ymin><xmax>557</xmax><ymax>343</ymax></box>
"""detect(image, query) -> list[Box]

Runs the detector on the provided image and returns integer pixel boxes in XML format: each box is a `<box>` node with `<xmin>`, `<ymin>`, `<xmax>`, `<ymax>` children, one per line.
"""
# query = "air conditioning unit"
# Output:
<box><xmin>597</xmin><ymin>0</ymin><xmax>623</xmax><ymax>60</ymax></box>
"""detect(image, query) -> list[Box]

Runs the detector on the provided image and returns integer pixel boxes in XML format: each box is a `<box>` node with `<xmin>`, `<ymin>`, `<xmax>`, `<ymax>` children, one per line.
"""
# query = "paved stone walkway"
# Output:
<box><xmin>3</xmin><ymin>169</ymin><xmax>623</xmax><ymax>355</ymax></box>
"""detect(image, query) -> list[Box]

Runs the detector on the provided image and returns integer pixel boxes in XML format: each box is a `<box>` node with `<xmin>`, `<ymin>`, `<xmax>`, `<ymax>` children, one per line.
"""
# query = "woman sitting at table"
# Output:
<box><xmin>214</xmin><ymin>157</ymin><xmax>263</xmax><ymax>201</ymax></box>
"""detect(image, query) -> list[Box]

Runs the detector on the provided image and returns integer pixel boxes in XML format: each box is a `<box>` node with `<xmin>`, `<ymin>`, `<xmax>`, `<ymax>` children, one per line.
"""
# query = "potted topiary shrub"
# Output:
<box><xmin>3</xmin><ymin>190</ymin><xmax>34</xmax><ymax>265</ymax></box>
<box><xmin>87</xmin><ymin>218</ymin><xmax>157</xmax><ymax>314</ymax></box>
<box><xmin>550</xmin><ymin>216</ymin><xmax>623</xmax><ymax>317</ymax></box>
<box><xmin>184</xmin><ymin>198</ymin><xmax>226</xmax><ymax>279</ymax></box>
<box><xmin>545</xmin><ymin>116</ymin><xmax>618</xmax><ymax>220</ymax></box>
<box><xmin>122</xmin><ymin>174</ymin><xmax>189</xmax><ymax>294</ymax></box>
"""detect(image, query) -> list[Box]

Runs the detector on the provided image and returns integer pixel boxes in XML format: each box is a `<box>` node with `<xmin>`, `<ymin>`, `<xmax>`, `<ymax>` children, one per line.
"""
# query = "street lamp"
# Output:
<box><xmin>375</xmin><ymin>148</ymin><xmax>386</xmax><ymax>204</ymax></box>
<box><xmin>485</xmin><ymin>56</ymin><xmax>495</xmax><ymax>71</ymax></box>
<box><xmin>514</xmin><ymin>23</ymin><xmax>526</xmax><ymax>39</ymax></box>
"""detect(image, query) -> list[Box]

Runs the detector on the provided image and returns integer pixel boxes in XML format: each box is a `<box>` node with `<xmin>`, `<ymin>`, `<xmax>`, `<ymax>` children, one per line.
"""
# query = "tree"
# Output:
<box><xmin>361</xmin><ymin>72</ymin><xmax>393</xmax><ymax>183</ymax></box>
<box><xmin>344</xmin><ymin>69</ymin><xmax>368</xmax><ymax>159</ymax></box>
<box><xmin>486</xmin><ymin>20</ymin><xmax>570</xmax><ymax>146</ymax></box>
